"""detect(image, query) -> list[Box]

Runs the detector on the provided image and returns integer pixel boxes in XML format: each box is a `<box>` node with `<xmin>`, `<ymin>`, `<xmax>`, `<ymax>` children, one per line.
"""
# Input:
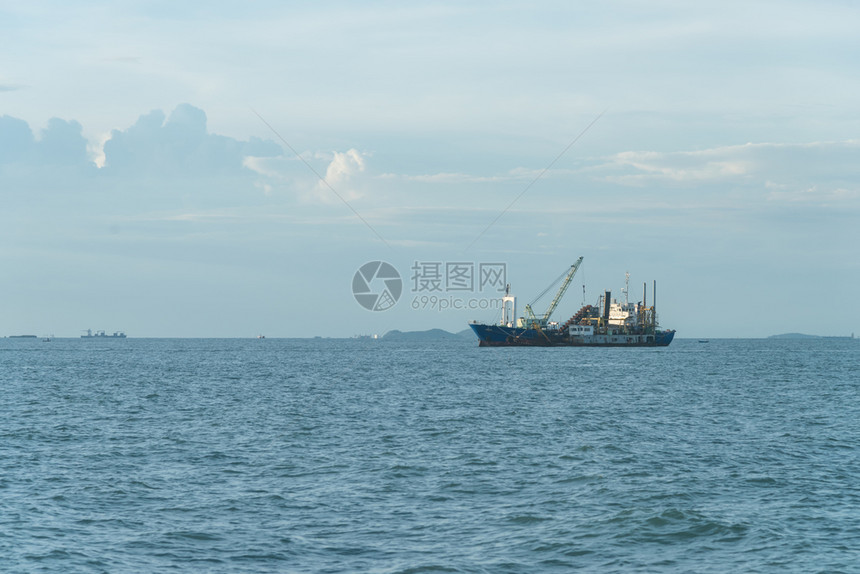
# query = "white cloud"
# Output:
<box><xmin>322</xmin><ymin>148</ymin><xmax>366</xmax><ymax>185</ymax></box>
<box><xmin>100</xmin><ymin>103</ymin><xmax>282</xmax><ymax>177</ymax></box>
<box><xmin>243</xmin><ymin>148</ymin><xmax>372</xmax><ymax>203</ymax></box>
<box><xmin>242</xmin><ymin>155</ymin><xmax>286</xmax><ymax>179</ymax></box>
<box><xmin>767</xmin><ymin>185</ymin><xmax>860</xmax><ymax>204</ymax></box>
<box><xmin>605</xmin><ymin>149</ymin><xmax>753</xmax><ymax>184</ymax></box>
<box><xmin>314</xmin><ymin>148</ymin><xmax>367</xmax><ymax>203</ymax></box>
<box><xmin>88</xmin><ymin>131</ymin><xmax>111</xmax><ymax>168</ymax></box>
<box><xmin>595</xmin><ymin>141</ymin><xmax>860</xmax><ymax>205</ymax></box>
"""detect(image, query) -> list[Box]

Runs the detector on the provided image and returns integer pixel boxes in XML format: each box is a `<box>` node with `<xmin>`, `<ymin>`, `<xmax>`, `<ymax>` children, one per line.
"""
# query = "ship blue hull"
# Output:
<box><xmin>469</xmin><ymin>323</ymin><xmax>675</xmax><ymax>347</ymax></box>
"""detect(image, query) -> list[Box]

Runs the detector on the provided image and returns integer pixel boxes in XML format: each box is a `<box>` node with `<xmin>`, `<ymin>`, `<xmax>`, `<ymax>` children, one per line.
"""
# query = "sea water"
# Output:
<box><xmin>1</xmin><ymin>337</ymin><xmax>858</xmax><ymax>572</ymax></box>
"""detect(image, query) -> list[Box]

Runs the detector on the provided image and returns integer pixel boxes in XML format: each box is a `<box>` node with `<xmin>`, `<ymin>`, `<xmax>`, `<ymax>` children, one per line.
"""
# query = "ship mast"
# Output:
<box><xmin>653</xmin><ymin>279</ymin><xmax>657</xmax><ymax>331</ymax></box>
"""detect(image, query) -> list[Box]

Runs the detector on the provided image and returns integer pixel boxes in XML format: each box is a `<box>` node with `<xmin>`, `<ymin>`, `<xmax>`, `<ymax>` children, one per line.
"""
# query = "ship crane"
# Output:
<box><xmin>523</xmin><ymin>256</ymin><xmax>584</xmax><ymax>329</ymax></box>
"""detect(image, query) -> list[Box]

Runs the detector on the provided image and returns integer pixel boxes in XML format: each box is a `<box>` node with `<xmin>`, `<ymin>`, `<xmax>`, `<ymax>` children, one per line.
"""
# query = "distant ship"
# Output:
<box><xmin>823</xmin><ymin>333</ymin><xmax>855</xmax><ymax>340</ymax></box>
<box><xmin>81</xmin><ymin>329</ymin><xmax>127</xmax><ymax>338</ymax></box>
<box><xmin>469</xmin><ymin>257</ymin><xmax>675</xmax><ymax>347</ymax></box>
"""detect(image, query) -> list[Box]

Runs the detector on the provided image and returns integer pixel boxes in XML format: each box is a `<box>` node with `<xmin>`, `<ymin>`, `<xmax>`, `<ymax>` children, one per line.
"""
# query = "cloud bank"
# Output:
<box><xmin>0</xmin><ymin>115</ymin><xmax>90</xmax><ymax>169</ymax></box>
<box><xmin>1</xmin><ymin>104</ymin><xmax>283</xmax><ymax>180</ymax></box>
<box><xmin>102</xmin><ymin>103</ymin><xmax>281</xmax><ymax>176</ymax></box>
<box><xmin>600</xmin><ymin>141</ymin><xmax>860</xmax><ymax>194</ymax></box>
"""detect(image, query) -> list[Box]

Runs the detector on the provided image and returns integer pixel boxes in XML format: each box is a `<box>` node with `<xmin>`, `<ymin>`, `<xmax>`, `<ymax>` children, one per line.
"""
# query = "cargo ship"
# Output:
<box><xmin>469</xmin><ymin>257</ymin><xmax>675</xmax><ymax>347</ymax></box>
<box><xmin>81</xmin><ymin>329</ymin><xmax>127</xmax><ymax>338</ymax></box>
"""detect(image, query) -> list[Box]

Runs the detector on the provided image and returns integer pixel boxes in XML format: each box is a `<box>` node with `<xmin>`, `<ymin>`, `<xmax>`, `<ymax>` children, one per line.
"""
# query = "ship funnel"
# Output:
<box><xmin>603</xmin><ymin>290</ymin><xmax>611</xmax><ymax>321</ymax></box>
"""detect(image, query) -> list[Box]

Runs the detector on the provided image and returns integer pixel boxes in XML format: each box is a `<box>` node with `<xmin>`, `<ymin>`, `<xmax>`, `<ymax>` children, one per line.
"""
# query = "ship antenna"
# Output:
<box><xmin>624</xmin><ymin>271</ymin><xmax>629</xmax><ymax>305</ymax></box>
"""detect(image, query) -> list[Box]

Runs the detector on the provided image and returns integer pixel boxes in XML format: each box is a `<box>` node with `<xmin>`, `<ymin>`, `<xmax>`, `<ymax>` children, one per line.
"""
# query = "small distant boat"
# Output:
<box><xmin>42</xmin><ymin>335</ymin><xmax>54</xmax><ymax>342</ymax></box>
<box><xmin>257</xmin><ymin>334</ymin><xmax>266</xmax><ymax>339</ymax></box>
<box><xmin>698</xmin><ymin>339</ymin><xmax>709</xmax><ymax>343</ymax></box>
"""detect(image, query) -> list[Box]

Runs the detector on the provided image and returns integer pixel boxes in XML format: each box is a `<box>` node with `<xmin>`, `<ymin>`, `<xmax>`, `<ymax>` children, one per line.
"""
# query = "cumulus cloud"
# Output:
<box><xmin>39</xmin><ymin>118</ymin><xmax>90</xmax><ymax>166</ymax></box>
<box><xmin>312</xmin><ymin>148</ymin><xmax>367</xmax><ymax>202</ymax></box>
<box><xmin>0</xmin><ymin>115</ymin><xmax>35</xmax><ymax>164</ymax></box>
<box><xmin>102</xmin><ymin>103</ymin><xmax>281</xmax><ymax>176</ymax></box>
<box><xmin>1</xmin><ymin>104</ymin><xmax>291</xmax><ymax>207</ymax></box>
<box><xmin>242</xmin><ymin>150</ymin><xmax>367</xmax><ymax>202</ymax></box>
<box><xmin>0</xmin><ymin>115</ymin><xmax>91</xmax><ymax>169</ymax></box>
<box><xmin>322</xmin><ymin>148</ymin><xmax>365</xmax><ymax>185</ymax></box>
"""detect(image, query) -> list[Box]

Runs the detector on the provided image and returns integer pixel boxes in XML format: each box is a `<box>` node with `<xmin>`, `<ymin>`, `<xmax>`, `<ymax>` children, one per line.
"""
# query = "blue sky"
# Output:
<box><xmin>2</xmin><ymin>1</ymin><xmax>859</xmax><ymax>338</ymax></box>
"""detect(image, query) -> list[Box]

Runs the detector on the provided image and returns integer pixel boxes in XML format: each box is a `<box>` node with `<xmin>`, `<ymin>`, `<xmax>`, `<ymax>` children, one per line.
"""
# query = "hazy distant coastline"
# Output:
<box><xmin>768</xmin><ymin>333</ymin><xmax>855</xmax><ymax>340</ymax></box>
<box><xmin>383</xmin><ymin>329</ymin><xmax>474</xmax><ymax>341</ymax></box>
